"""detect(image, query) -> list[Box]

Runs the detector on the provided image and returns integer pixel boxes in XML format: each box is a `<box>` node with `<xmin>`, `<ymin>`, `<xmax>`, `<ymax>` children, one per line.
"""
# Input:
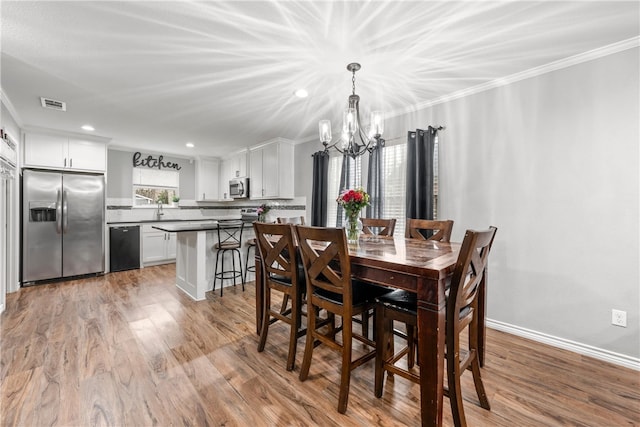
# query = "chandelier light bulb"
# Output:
<box><xmin>343</xmin><ymin>108</ymin><xmax>357</xmax><ymax>135</ymax></box>
<box><xmin>319</xmin><ymin>120</ymin><xmax>332</xmax><ymax>143</ymax></box>
<box><xmin>370</xmin><ymin>111</ymin><xmax>384</xmax><ymax>136</ymax></box>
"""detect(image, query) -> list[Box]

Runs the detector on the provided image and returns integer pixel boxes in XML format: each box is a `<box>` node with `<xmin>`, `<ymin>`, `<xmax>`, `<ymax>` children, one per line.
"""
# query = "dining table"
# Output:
<box><xmin>254</xmin><ymin>233</ymin><xmax>484</xmax><ymax>427</ymax></box>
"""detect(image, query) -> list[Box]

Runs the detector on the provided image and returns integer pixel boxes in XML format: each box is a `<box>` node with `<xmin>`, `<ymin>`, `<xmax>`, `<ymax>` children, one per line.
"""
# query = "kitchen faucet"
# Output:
<box><xmin>156</xmin><ymin>201</ymin><xmax>164</xmax><ymax>219</ymax></box>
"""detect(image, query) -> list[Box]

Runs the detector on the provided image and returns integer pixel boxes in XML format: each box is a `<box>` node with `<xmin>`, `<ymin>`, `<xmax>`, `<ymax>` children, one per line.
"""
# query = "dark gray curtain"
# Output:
<box><xmin>311</xmin><ymin>151</ymin><xmax>329</xmax><ymax>226</ymax></box>
<box><xmin>336</xmin><ymin>154</ymin><xmax>353</xmax><ymax>227</ymax></box>
<box><xmin>406</xmin><ymin>127</ymin><xmax>438</xmax><ymax>221</ymax></box>
<box><xmin>366</xmin><ymin>144</ymin><xmax>383</xmax><ymax>219</ymax></box>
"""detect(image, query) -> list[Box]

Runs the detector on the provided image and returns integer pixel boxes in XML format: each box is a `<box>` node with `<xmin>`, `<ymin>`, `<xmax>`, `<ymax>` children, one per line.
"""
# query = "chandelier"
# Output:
<box><xmin>319</xmin><ymin>63</ymin><xmax>385</xmax><ymax>159</ymax></box>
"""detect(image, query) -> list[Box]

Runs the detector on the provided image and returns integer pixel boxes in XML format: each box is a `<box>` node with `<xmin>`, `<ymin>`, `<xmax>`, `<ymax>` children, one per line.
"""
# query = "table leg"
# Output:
<box><xmin>417</xmin><ymin>281</ymin><xmax>446</xmax><ymax>427</ymax></box>
<box><xmin>255</xmin><ymin>251</ymin><xmax>263</xmax><ymax>335</ymax></box>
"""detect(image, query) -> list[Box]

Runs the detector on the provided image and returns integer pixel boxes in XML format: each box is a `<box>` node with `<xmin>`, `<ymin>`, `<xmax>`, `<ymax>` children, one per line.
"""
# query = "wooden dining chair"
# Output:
<box><xmin>374</xmin><ymin>226</ymin><xmax>498</xmax><ymax>427</ymax></box>
<box><xmin>405</xmin><ymin>218</ymin><xmax>454</xmax><ymax>241</ymax></box>
<box><xmin>295</xmin><ymin>225</ymin><xmax>389</xmax><ymax>414</ymax></box>
<box><xmin>253</xmin><ymin>222</ymin><xmax>306</xmax><ymax>371</ymax></box>
<box><xmin>277</xmin><ymin>216</ymin><xmax>305</xmax><ymax>225</ymax></box>
<box><xmin>361</xmin><ymin>218</ymin><xmax>396</xmax><ymax>236</ymax></box>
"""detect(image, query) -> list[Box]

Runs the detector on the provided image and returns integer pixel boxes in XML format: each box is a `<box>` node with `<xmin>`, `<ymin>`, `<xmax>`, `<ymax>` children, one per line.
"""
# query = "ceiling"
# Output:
<box><xmin>2</xmin><ymin>1</ymin><xmax>638</xmax><ymax>158</ymax></box>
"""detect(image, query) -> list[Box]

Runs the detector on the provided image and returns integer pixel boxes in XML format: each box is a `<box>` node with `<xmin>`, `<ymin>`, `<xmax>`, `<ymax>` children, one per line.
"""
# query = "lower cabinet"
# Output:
<box><xmin>142</xmin><ymin>224</ymin><xmax>177</xmax><ymax>265</ymax></box>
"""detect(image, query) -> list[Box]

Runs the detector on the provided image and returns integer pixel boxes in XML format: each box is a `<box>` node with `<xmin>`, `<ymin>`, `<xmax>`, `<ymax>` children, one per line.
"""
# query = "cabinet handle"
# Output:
<box><xmin>64</xmin><ymin>158</ymin><xmax>67</xmax><ymax>167</ymax></box>
<box><xmin>70</xmin><ymin>158</ymin><xmax>73</xmax><ymax>168</ymax></box>
<box><xmin>202</xmin><ymin>193</ymin><xmax>205</xmax><ymax>200</ymax></box>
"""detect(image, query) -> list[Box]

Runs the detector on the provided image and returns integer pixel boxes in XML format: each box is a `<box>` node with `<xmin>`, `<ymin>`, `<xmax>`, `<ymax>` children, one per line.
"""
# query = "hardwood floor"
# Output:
<box><xmin>1</xmin><ymin>264</ymin><xmax>638</xmax><ymax>426</ymax></box>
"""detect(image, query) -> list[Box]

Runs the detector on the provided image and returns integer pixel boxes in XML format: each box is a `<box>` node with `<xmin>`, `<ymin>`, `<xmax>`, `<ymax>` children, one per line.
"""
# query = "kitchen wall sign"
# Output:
<box><xmin>132</xmin><ymin>152</ymin><xmax>182</xmax><ymax>171</ymax></box>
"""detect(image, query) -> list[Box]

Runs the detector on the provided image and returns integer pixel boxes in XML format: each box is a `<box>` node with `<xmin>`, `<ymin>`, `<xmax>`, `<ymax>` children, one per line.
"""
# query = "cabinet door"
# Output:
<box><xmin>67</xmin><ymin>139</ymin><xmax>106</xmax><ymax>171</ymax></box>
<box><xmin>166</xmin><ymin>232</ymin><xmax>177</xmax><ymax>259</ymax></box>
<box><xmin>249</xmin><ymin>148</ymin><xmax>264</xmax><ymax>199</ymax></box>
<box><xmin>235</xmin><ymin>151</ymin><xmax>247</xmax><ymax>178</ymax></box>
<box><xmin>24</xmin><ymin>133</ymin><xmax>66</xmax><ymax>168</ymax></box>
<box><xmin>262</xmin><ymin>145</ymin><xmax>279</xmax><ymax>198</ymax></box>
<box><xmin>142</xmin><ymin>231</ymin><xmax>168</xmax><ymax>263</ymax></box>
<box><xmin>196</xmin><ymin>158</ymin><xmax>220</xmax><ymax>201</ymax></box>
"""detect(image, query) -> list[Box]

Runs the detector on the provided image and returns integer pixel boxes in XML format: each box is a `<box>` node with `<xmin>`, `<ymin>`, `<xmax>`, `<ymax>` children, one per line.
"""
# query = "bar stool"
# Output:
<box><xmin>244</xmin><ymin>236</ymin><xmax>256</xmax><ymax>283</ymax></box>
<box><xmin>212</xmin><ymin>219</ymin><xmax>245</xmax><ymax>296</ymax></box>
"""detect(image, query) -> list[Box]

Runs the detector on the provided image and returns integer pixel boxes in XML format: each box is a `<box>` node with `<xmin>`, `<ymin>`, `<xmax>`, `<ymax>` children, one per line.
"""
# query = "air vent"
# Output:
<box><xmin>40</xmin><ymin>97</ymin><xmax>66</xmax><ymax>111</ymax></box>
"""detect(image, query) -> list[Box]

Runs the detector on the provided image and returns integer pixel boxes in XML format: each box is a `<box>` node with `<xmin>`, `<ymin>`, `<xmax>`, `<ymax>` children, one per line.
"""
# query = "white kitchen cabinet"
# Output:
<box><xmin>228</xmin><ymin>150</ymin><xmax>247</xmax><ymax>178</ymax></box>
<box><xmin>23</xmin><ymin>132</ymin><xmax>106</xmax><ymax>172</ymax></box>
<box><xmin>196</xmin><ymin>157</ymin><xmax>220</xmax><ymax>201</ymax></box>
<box><xmin>142</xmin><ymin>224</ymin><xmax>177</xmax><ymax>265</ymax></box>
<box><xmin>249</xmin><ymin>138</ymin><xmax>294</xmax><ymax>199</ymax></box>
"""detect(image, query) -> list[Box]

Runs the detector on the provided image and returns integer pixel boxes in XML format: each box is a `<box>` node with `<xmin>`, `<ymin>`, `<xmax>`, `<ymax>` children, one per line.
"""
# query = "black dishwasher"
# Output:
<box><xmin>109</xmin><ymin>226</ymin><xmax>140</xmax><ymax>272</ymax></box>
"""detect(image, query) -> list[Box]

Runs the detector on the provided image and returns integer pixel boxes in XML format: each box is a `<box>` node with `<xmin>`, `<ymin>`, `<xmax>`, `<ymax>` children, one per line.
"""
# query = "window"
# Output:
<box><xmin>326</xmin><ymin>155</ymin><xmax>362</xmax><ymax>227</ymax></box>
<box><xmin>132</xmin><ymin>168</ymin><xmax>179</xmax><ymax>207</ymax></box>
<box><xmin>378</xmin><ymin>143</ymin><xmax>407</xmax><ymax>236</ymax></box>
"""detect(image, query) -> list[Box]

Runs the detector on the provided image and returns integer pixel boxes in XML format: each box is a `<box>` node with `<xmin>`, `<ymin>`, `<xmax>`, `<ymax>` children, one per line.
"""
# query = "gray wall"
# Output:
<box><xmin>107</xmin><ymin>149</ymin><xmax>196</xmax><ymax>200</ymax></box>
<box><xmin>294</xmin><ymin>47</ymin><xmax>639</xmax><ymax>359</ymax></box>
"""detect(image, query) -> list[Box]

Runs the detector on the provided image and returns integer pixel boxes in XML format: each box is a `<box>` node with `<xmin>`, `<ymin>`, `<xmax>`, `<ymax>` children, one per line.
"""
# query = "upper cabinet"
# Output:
<box><xmin>23</xmin><ymin>131</ymin><xmax>107</xmax><ymax>172</ymax></box>
<box><xmin>196</xmin><ymin>157</ymin><xmax>220</xmax><ymax>201</ymax></box>
<box><xmin>219</xmin><ymin>149</ymin><xmax>248</xmax><ymax>200</ymax></box>
<box><xmin>249</xmin><ymin>138</ymin><xmax>294</xmax><ymax>200</ymax></box>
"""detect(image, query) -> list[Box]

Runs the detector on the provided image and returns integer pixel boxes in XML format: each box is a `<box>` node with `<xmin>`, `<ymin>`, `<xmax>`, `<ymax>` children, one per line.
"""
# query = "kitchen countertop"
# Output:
<box><xmin>107</xmin><ymin>217</ymin><xmax>241</xmax><ymax>225</ymax></box>
<box><xmin>152</xmin><ymin>219</ymin><xmax>248</xmax><ymax>233</ymax></box>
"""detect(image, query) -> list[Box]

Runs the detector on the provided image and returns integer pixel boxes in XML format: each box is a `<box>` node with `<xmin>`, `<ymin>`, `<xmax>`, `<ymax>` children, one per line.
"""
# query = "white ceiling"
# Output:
<box><xmin>2</xmin><ymin>1</ymin><xmax>638</xmax><ymax>158</ymax></box>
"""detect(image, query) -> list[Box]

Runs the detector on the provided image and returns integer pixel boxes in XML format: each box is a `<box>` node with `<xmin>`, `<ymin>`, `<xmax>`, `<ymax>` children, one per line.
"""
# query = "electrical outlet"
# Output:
<box><xmin>612</xmin><ymin>309</ymin><xmax>627</xmax><ymax>327</ymax></box>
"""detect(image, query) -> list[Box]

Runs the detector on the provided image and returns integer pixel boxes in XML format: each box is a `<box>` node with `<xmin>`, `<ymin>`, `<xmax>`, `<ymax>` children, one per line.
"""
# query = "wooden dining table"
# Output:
<box><xmin>254</xmin><ymin>234</ymin><xmax>468</xmax><ymax>427</ymax></box>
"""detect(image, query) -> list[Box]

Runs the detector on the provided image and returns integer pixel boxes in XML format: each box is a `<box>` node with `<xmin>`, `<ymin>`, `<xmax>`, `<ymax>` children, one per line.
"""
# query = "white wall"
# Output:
<box><xmin>295</xmin><ymin>47</ymin><xmax>639</xmax><ymax>362</ymax></box>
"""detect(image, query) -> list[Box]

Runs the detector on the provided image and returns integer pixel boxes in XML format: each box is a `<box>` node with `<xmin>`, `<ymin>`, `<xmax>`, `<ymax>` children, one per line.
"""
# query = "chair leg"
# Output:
<box><xmin>407</xmin><ymin>324</ymin><xmax>416</xmax><ymax>368</ymax></box>
<box><xmin>299</xmin><ymin>302</ymin><xmax>316</xmax><ymax>382</ymax></box>
<box><xmin>361</xmin><ymin>310</ymin><xmax>369</xmax><ymax>339</ymax></box>
<box><xmin>243</xmin><ymin>245</ymin><xmax>253</xmax><ymax>283</ymax></box>
<box><xmin>257</xmin><ymin>287</ymin><xmax>271</xmax><ymax>352</ymax></box>
<box><xmin>231</xmin><ymin>249</ymin><xmax>237</xmax><ymax>288</ymax></box>
<box><xmin>286</xmin><ymin>291</ymin><xmax>299</xmax><ymax>371</ymax></box>
<box><xmin>337</xmin><ymin>315</ymin><xmax>353</xmax><ymax>414</ymax></box>
<box><xmin>448</xmin><ymin>344</ymin><xmax>467</xmax><ymax>427</ymax></box>
<box><xmin>213</xmin><ymin>249</ymin><xmax>222</xmax><ymax>295</ymax></box>
<box><xmin>220</xmin><ymin>250</ymin><xmax>225</xmax><ymax>296</ymax></box>
<box><xmin>237</xmin><ymin>249</ymin><xmax>245</xmax><ymax>289</ymax></box>
<box><xmin>374</xmin><ymin>304</ymin><xmax>387</xmax><ymax>398</ymax></box>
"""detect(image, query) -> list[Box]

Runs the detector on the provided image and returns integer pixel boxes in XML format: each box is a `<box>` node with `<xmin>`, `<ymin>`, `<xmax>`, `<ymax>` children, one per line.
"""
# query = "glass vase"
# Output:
<box><xmin>345</xmin><ymin>213</ymin><xmax>362</xmax><ymax>245</ymax></box>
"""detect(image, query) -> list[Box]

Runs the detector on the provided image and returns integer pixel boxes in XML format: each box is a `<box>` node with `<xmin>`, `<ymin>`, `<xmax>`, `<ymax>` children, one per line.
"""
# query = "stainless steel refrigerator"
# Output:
<box><xmin>22</xmin><ymin>169</ymin><xmax>105</xmax><ymax>283</ymax></box>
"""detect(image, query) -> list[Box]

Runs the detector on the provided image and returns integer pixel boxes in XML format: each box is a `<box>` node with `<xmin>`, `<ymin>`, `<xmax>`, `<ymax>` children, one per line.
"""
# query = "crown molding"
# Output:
<box><xmin>388</xmin><ymin>36</ymin><xmax>640</xmax><ymax>118</ymax></box>
<box><xmin>0</xmin><ymin>87</ymin><xmax>24</xmax><ymax>128</ymax></box>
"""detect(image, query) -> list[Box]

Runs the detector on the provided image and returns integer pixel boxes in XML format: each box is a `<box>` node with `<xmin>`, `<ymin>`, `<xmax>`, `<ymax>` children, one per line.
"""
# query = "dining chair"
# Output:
<box><xmin>212</xmin><ymin>219</ymin><xmax>245</xmax><ymax>296</ymax></box>
<box><xmin>405</xmin><ymin>218</ymin><xmax>454</xmax><ymax>241</ymax></box>
<box><xmin>295</xmin><ymin>225</ymin><xmax>390</xmax><ymax>414</ymax></box>
<box><xmin>253</xmin><ymin>222</ymin><xmax>306</xmax><ymax>371</ymax></box>
<box><xmin>361</xmin><ymin>218</ymin><xmax>396</xmax><ymax>236</ymax></box>
<box><xmin>277</xmin><ymin>216</ymin><xmax>305</xmax><ymax>225</ymax></box>
<box><xmin>374</xmin><ymin>226</ymin><xmax>498</xmax><ymax>427</ymax></box>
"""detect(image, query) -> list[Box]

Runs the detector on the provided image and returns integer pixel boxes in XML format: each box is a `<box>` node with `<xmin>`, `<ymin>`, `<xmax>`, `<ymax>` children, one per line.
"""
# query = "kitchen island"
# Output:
<box><xmin>153</xmin><ymin>220</ymin><xmax>246</xmax><ymax>301</ymax></box>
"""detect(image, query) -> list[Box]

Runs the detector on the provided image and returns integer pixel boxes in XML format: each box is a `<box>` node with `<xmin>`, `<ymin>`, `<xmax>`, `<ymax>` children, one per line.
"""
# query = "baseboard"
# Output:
<box><xmin>487</xmin><ymin>319</ymin><xmax>640</xmax><ymax>371</ymax></box>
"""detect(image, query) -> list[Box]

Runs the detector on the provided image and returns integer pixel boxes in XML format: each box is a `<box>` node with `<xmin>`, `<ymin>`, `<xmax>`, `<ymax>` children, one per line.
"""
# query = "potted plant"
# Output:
<box><xmin>171</xmin><ymin>195</ymin><xmax>180</xmax><ymax>207</ymax></box>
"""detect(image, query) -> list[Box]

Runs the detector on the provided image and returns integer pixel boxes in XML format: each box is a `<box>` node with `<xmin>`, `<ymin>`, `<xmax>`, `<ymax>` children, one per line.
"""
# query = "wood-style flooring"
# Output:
<box><xmin>1</xmin><ymin>264</ymin><xmax>638</xmax><ymax>426</ymax></box>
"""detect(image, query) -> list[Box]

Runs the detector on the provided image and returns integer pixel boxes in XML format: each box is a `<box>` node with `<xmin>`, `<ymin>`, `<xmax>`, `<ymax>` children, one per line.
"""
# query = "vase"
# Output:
<box><xmin>345</xmin><ymin>213</ymin><xmax>362</xmax><ymax>244</ymax></box>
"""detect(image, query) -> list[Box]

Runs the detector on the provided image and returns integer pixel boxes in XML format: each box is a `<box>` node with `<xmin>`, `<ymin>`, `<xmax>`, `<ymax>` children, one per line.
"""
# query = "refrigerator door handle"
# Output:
<box><xmin>62</xmin><ymin>189</ymin><xmax>69</xmax><ymax>233</ymax></box>
<box><xmin>56</xmin><ymin>189</ymin><xmax>63</xmax><ymax>234</ymax></box>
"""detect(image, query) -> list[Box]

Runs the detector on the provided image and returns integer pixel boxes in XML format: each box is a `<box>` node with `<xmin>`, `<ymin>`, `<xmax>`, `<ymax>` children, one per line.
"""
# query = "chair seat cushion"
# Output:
<box><xmin>377</xmin><ymin>289</ymin><xmax>417</xmax><ymax>315</ymax></box>
<box><xmin>268</xmin><ymin>263</ymin><xmax>306</xmax><ymax>288</ymax></box>
<box><xmin>314</xmin><ymin>280</ymin><xmax>390</xmax><ymax>307</ymax></box>
<box><xmin>215</xmin><ymin>242</ymin><xmax>241</xmax><ymax>250</ymax></box>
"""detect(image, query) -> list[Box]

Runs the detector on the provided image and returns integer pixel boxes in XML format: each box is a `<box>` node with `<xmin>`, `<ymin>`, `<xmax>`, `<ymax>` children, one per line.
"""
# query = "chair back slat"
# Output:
<box><xmin>277</xmin><ymin>216</ymin><xmax>305</xmax><ymax>225</ymax></box>
<box><xmin>361</xmin><ymin>218</ymin><xmax>396</xmax><ymax>236</ymax></box>
<box><xmin>405</xmin><ymin>219</ymin><xmax>453</xmax><ymax>242</ymax></box>
<box><xmin>253</xmin><ymin>222</ymin><xmax>297</xmax><ymax>281</ymax></box>
<box><xmin>295</xmin><ymin>225</ymin><xmax>352</xmax><ymax>307</ymax></box>
<box><xmin>448</xmin><ymin>227</ymin><xmax>497</xmax><ymax>329</ymax></box>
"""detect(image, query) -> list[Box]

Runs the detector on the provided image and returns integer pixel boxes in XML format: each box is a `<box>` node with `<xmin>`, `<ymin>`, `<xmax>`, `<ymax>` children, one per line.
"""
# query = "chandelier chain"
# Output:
<box><xmin>352</xmin><ymin>70</ymin><xmax>356</xmax><ymax>95</ymax></box>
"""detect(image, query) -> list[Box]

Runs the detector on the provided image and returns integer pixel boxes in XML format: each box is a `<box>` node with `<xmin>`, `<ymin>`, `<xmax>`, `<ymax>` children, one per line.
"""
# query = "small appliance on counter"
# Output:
<box><xmin>240</xmin><ymin>208</ymin><xmax>258</xmax><ymax>222</ymax></box>
<box><xmin>229</xmin><ymin>177</ymin><xmax>249</xmax><ymax>199</ymax></box>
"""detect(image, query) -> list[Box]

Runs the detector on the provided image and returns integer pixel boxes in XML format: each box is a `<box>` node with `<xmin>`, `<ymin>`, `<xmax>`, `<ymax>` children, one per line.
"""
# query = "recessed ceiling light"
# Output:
<box><xmin>294</xmin><ymin>89</ymin><xmax>308</xmax><ymax>98</ymax></box>
<box><xmin>81</xmin><ymin>124</ymin><xmax>95</xmax><ymax>131</ymax></box>
<box><xmin>186</xmin><ymin>142</ymin><xmax>195</xmax><ymax>148</ymax></box>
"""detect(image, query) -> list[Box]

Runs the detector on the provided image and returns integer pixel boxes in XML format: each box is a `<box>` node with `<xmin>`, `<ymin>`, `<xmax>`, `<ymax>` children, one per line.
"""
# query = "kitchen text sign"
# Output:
<box><xmin>132</xmin><ymin>152</ymin><xmax>182</xmax><ymax>171</ymax></box>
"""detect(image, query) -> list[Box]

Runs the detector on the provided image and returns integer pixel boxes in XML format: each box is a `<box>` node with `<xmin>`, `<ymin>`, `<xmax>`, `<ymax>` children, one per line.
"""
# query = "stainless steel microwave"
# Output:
<box><xmin>229</xmin><ymin>177</ymin><xmax>248</xmax><ymax>199</ymax></box>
